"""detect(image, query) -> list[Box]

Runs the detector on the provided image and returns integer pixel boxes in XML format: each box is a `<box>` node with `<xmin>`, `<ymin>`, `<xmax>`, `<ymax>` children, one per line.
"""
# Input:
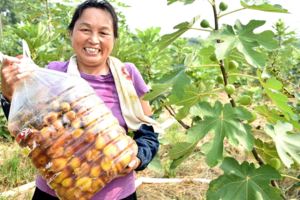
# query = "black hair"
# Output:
<box><xmin>68</xmin><ymin>0</ymin><xmax>118</xmax><ymax>38</ymax></box>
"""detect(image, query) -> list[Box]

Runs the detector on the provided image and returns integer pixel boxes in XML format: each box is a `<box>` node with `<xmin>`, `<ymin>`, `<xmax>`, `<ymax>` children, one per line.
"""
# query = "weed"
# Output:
<box><xmin>0</xmin><ymin>143</ymin><xmax>36</xmax><ymax>191</ymax></box>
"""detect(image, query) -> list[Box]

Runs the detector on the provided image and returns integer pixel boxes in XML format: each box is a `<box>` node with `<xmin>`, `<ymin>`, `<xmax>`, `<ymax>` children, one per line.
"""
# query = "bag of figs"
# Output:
<box><xmin>7</xmin><ymin>40</ymin><xmax>137</xmax><ymax>200</ymax></box>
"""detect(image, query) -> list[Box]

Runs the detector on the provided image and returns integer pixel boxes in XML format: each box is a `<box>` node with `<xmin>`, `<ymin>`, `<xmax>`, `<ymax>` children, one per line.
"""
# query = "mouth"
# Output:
<box><xmin>84</xmin><ymin>47</ymin><xmax>100</xmax><ymax>56</ymax></box>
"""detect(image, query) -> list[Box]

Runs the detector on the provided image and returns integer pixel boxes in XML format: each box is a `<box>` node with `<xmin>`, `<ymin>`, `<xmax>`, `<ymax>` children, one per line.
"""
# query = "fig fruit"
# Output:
<box><xmin>225</xmin><ymin>84</ymin><xmax>235</xmax><ymax>95</ymax></box>
<box><xmin>219</xmin><ymin>2</ymin><xmax>228</xmax><ymax>11</ymax></box>
<box><xmin>200</xmin><ymin>19</ymin><xmax>210</xmax><ymax>28</ymax></box>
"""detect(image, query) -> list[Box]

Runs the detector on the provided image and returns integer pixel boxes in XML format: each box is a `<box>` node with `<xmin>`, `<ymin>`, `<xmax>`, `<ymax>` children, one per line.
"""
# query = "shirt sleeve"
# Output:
<box><xmin>134</xmin><ymin>124</ymin><xmax>159</xmax><ymax>171</ymax></box>
<box><xmin>125</xmin><ymin>63</ymin><xmax>149</xmax><ymax>97</ymax></box>
<box><xmin>0</xmin><ymin>94</ymin><xmax>10</xmax><ymax>119</ymax></box>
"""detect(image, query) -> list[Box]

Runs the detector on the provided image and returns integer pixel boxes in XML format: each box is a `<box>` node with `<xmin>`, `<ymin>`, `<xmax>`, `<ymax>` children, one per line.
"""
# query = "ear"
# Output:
<box><xmin>113</xmin><ymin>37</ymin><xmax>117</xmax><ymax>46</ymax></box>
<box><xmin>69</xmin><ymin>30</ymin><xmax>73</xmax><ymax>37</ymax></box>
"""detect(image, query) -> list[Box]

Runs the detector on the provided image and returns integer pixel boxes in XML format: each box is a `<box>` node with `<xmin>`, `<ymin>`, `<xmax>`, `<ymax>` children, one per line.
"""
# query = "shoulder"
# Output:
<box><xmin>124</xmin><ymin>62</ymin><xmax>141</xmax><ymax>77</ymax></box>
<box><xmin>47</xmin><ymin>61</ymin><xmax>69</xmax><ymax>73</ymax></box>
<box><xmin>123</xmin><ymin>62</ymin><xmax>149</xmax><ymax>97</ymax></box>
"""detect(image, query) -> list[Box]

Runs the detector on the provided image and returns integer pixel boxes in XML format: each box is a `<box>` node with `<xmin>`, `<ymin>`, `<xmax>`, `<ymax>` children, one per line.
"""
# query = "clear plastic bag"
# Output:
<box><xmin>7</xmin><ymin>41</ymin><xmax>137</xmax><ymax>200</ymax></box>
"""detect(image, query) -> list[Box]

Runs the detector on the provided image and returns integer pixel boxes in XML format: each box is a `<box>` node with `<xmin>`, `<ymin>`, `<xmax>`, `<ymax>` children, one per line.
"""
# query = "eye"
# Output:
<box><xmin>80</xmin><ymin>28</ymin><xmax>90</xmax><ymax>33</ymax></box>
<box><xmin>100</xmin><ymin>32</ymin><xmax>110</xmax><ymax>35</ymax></box>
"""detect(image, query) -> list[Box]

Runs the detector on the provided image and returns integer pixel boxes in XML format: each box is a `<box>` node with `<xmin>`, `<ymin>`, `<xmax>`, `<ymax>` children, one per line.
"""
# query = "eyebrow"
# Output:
<box><xmin>78</xmin><ymin>22</ymin><xmax>111</xmax><ymax>30</ymax></box>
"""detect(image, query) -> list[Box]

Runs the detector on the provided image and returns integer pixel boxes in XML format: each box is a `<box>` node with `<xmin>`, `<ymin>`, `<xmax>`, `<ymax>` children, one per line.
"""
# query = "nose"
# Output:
<box><xmin>89</xmin><ymin>33</ymin><xmax>101</xmax><ymax>44</ymax></box>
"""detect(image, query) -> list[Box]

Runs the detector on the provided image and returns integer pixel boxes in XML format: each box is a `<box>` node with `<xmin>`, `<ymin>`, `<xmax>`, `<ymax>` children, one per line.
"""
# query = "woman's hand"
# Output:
<box><xmin>118</xmin><ymin>142</ymin><xmax>140</xmax><ymax>176</ymax></box>
<box><xmin>121</xmin><ymin>157</ymin><xmax>141</xmax><ymax>175</ymax></box>
<box><xmin>0</xmin><ymin>54</ymin><xmax>28</xmax><ymax>101</ymax></box>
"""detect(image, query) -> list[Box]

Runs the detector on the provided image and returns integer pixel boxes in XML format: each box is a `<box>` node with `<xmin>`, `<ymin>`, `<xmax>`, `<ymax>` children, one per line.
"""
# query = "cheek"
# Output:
<box><xmin>103</xmin><ymin>39</ymin><xmax>114</xmax><ymax>51</ymax></box>
<box><xmin>70</xmin><ymin>35</ymin><xmax>82</xmax><ymax>50</ymax></box>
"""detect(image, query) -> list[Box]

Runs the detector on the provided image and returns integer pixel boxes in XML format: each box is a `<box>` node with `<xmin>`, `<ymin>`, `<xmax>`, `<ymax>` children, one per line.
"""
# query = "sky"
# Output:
<box><xmin>118</xmin><ymin>0</ymin><xmax>300</xmax><ymax>38</ymax></box>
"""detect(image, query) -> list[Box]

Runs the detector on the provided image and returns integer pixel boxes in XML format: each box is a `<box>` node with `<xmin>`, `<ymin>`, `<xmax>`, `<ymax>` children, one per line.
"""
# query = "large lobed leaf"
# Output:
<box><xmin>261</xmin><ymin>77</ymin><xmax>294</xmax><ymax>118</ymax></box>
<box><xmin>172</xmin><ymin>102</ymin><xmax>254</xmax><ymax>167</ymax></box>
<box><xmin>201</xmin><ymin>102</ymin><xmax>254</xmax><ymax>166</ymax></box>
<box><xmin>167</xmin><ymin>0</ymin><xmax>196</xmax><ymax>5</ymax></box>
<box><xmin>255</xmin><ymin>139</ymin><xmax>283</xmax><ymax>170</ymax></box>
<box><xmin>207</xmin><ymin>157</ymin><xmax>282</xmax><ymax>200</ymax></box>
<box><xmin>265</xmin><ymin>121</ymin><xmax>300</xmax><ymax>168</ymax></box>
<box><xmin>158</xmin><ymin>16</ymin><xmax>199</xmax><ymax>50</ymax></box>
<box><xmin>213</xmin><ymin>20</ymin><xmax>278</xmax><ymax>67</ymax></box>
<box><xmin>258</xmin><ymin>76</ymin><xmax>300</xmax><ymax>130</ymax></box>
<box><xmin>240</xmin><ymin>1</ymin><xmax>289</xmax><ymax>13</ymax></box>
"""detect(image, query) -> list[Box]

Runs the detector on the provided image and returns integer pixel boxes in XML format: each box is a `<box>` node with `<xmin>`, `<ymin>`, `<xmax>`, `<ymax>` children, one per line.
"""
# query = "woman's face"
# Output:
<box><xmin>70</xmin><ymin>7</ymin><xmax>114</xmax><ymax>69</ymax></box>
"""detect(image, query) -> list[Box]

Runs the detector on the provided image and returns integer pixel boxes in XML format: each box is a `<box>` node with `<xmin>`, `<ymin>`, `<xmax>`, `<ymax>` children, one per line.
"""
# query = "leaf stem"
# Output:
<box><xmin>228</xmin><ymin>73</ymin><xmax>258</xmax><ymax>79</ymax></box>
<box><xmin>218</xmin><ymin>8</ymin><xmax>246</xmax><ymax>19</ymax></box>
<box><xmin>281</xmin><ymin>174</ymin><xmax>300</xmax><ymax>182</ymax></box>
<box><xmin>164</xmin><ymin>105</ymin><xmax>190</xmax><ymax>130</ymax></box>
<box><xmin>44</xmin><ymin>0</ymin><xmax>51</xmax><ymax>33</ymax></box>
<box><xmin>189</xmin><ymin>27</ymin><xmax>212</xmax><ymax>32</ymax></box>
<box><xmin>189</xmin><ymin>64</ymin><xmax>220</xmax><ymax>68</ymax></box>
<box><xmin>207</xmin><ymin>0</ymin><xmax>214</xmax><ymax>6</ymax></box>
<box><xmin>251</xmin><ymin>148</ymin><xmax>264</xmax><ymax>166</ymax></box>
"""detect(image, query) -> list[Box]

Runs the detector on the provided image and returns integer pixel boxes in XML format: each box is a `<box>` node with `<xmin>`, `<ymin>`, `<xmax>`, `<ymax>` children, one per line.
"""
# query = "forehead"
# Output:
<box><xmin>76</xmin><ymin>7</ymin><xmax>113</xmax><ymax>28</ymax></box>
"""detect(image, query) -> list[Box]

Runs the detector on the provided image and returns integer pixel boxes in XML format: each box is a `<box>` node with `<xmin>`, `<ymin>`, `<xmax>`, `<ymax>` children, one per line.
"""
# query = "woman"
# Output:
<box><xmin>0</xmin><ymin>0</ymin><xmax>159</xmax><ymax>199</ymax></box>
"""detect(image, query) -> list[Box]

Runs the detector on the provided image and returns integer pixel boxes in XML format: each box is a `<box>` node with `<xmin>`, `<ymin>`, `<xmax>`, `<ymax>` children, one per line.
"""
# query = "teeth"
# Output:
<box><xmin>85</xmin><ymin>48</ymin><xmax>99</xmax><ymax>55</ymax></box>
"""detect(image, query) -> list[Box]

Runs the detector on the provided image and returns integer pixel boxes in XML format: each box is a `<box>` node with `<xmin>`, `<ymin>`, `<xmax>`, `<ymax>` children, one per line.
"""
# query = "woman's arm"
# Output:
<box><xmin>140</xmin><ymin>97</ymin><xmax>152</xmax><ymax>116</ymax></box>
<box><xmin>121</xmin><ymin>63</ymin><xmax>160</xmax><ymax>172</ymax></box>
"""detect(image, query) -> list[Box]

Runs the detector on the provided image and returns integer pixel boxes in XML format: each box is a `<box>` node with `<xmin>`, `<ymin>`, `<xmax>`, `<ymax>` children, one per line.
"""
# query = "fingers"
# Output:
<box><xmin>2</xmin><ymin>64</ymin><xmax>24</xmax><ymax>84</ymax></box>
<box><xmin>1</xmin><ymin>56</ymin><xmax>31</xmax><ymax>101</ymax></box>
<box><xmin>118</xmin><ymin>157</ymin><xmax>141</xmax><ymax>176</ymax></box>
<box><xmin>1</xmin><ymin>55</ymin><xmax>21</xmax><ymax>67</ymax></box>
<box><xmin>128</xmin><ymin>157</ymin><xmax>140</xmax><ymax>169</ymax></box>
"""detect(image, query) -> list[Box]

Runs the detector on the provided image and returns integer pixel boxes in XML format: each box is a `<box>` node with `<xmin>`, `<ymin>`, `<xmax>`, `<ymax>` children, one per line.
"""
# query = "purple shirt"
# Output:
<box><xmin>36</xmin><ymin>61</ymin><xmax>148</xmax><ymax>200</ymax></box>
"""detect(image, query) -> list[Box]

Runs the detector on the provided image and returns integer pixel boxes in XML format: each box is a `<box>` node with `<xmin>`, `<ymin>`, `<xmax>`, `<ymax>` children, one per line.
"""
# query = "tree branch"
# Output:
<box><xmin>164</xmin><ymin>105</ymin><xmax>190</xmax><ymax>130</ymax></box>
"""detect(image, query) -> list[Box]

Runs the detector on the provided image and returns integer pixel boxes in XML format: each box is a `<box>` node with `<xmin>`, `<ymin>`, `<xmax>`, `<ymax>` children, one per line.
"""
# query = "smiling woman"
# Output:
<box><xmin>69</xmin><ymin>7</ymin><xmax>115</xmax><ymax>75</ymax></box>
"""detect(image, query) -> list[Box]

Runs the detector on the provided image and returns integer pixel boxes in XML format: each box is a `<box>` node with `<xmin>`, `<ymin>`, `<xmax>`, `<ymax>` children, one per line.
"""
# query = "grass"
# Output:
<box><xmin>0</xmin><ymin>140</ymin><xmax>36</xmax><ymax>193</ymax></box>
<box><xmin>0</xmin><ymin>192</ymin><xmax>33</xmax><ymax>200</ymax></box>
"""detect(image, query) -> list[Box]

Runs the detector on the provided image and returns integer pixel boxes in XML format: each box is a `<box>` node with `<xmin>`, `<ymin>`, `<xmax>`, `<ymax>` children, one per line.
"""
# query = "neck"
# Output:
<box><xmin>77</xmin><ymin>60</ymin><xmax>110</xmax><ymax>75</ymax></box>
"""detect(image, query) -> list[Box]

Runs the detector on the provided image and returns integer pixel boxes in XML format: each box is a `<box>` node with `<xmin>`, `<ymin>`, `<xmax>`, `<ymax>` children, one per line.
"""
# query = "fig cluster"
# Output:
<box><xmin>8</xmin><ymin>86</ymin><xmax>137</xmax><ymax>200</ymax></box>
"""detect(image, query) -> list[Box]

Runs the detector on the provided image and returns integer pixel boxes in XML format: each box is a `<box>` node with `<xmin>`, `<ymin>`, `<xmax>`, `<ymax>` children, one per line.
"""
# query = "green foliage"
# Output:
<box><xmin>266</xmin><ymin>19</ymin><xmax>300</xmax><ymax>93</ymax></box>
<box><xmin>0</xmin><ymin>148</ymin><xmax>36</xmax><ymax>188</ymax></box>
<box><xmin>0</xmin><ymin>0</ymin><xmax>51</xmax><ymax>25</ymax></box>
<box><xmin>259</xmin><ymin>76</ymin><xmax>300</xmax><ymax>131</ymax></box>
<box><xmin>207</xmin><ymin>157</ymin><xmax>282</xmax><ymax>200</ymax></box>
<box><xmin>212</xmin><ymin>20</ymin><xmax>278</xmax><ymax>67</ymax></box>
<box><xmin>265</xmin><ymin>121</ymin><xmax>300</xmax><ymax>168</ymax></box>
<box><xmin>146</xmin><ymin>1</ymin><xmax>300</xmax><ymax>198</ymax></box>
<box><xmin>240</xmin><ymin>1</ymin><xmax>288</xmax><ymax>13</ymax></box>
<box><xmin>158</xmin><ymin>16</ymin><xmax>199</xmax><ymax>50</ymax></box>
<box><xmin>255</xmin><ymin>139</ymin><xmax>283</xmax><ymax>170</ymax></box>
<box><xmin>192</xmin><ymin>102</ymin><xmax>254</xmax><ymax>166</ymax></box>
<box><xmin>167</xmin><ymin>0</ymin><xmax>196</xmax><ymax>5</ymax></box>
<box><xmin>0</xmin><ymin>110</ymin><xmax>10</xmax><ymax>140</ymax></box>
